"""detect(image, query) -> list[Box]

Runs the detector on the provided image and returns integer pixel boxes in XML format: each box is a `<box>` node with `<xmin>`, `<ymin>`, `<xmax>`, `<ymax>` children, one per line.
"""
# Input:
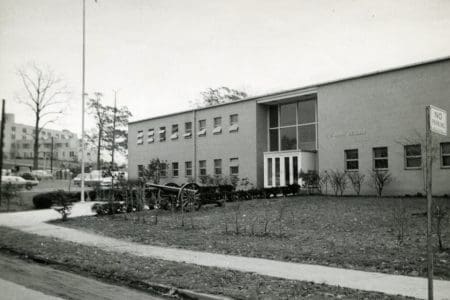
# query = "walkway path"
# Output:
<box><xmin>0</xmin><ymin>253</ymin><xmax>164</xmax><ymax>300</ymax></box>
<box><xmin>1</xmin><ymin>203</ymin><xmax>450</xmax><ymax>300</ymax></box>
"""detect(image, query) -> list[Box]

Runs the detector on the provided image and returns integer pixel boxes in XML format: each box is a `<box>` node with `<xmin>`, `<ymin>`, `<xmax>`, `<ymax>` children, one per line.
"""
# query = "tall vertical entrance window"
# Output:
<box><xmin>268</xmin><ymin>96</ymin><xmax>317</xmax><ymax>151</ymax></box>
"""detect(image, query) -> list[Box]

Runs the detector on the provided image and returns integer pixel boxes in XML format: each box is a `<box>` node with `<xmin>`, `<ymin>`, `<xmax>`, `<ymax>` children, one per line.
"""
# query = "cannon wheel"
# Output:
<box><xmin>177</xmin><ymin>183</ymin><xmax>200</xmax><ymax>211</ymax></box>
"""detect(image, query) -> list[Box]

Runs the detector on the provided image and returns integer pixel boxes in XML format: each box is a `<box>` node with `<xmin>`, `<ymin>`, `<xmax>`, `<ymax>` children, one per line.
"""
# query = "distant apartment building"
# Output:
<box><xmin>128</xmin><ymin>57</ymin><xmax>450</xmax><ymax>196</ymax></box>
<box><xmin>0</xmin><ymin>113</ymin><xmax>95</xmax><ymax>170</ymax></box>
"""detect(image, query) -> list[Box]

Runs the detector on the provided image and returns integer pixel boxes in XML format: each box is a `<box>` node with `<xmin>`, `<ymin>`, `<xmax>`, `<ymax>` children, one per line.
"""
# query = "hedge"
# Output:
<box><xmin>32</xmin><ymin>190</ymin><xmax>87</xmax><ymax>209</ymax></box>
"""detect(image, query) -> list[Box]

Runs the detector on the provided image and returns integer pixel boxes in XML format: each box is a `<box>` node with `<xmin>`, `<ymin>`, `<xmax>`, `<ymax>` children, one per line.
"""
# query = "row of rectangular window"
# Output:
<box><xmin>138</xmin><ymin>158</ymin><xmax>239</xmax><ymax>178</ymax></box>
<box><xmin>344</xmin><ymin>143</ymin><xmax>450</xmax><ymax>171</ymax></box>
<box><xmin>137</xmin><ymin>114</ymin><xmax>239</xmax><ymax>145</ymax></box>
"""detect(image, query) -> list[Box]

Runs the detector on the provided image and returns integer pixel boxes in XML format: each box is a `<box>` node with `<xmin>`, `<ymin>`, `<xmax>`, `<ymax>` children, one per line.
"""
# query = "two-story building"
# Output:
<box><xmin>128</xmin><ymin>57</ymin><xmax>450</xmax><ymax>195</ymax></box>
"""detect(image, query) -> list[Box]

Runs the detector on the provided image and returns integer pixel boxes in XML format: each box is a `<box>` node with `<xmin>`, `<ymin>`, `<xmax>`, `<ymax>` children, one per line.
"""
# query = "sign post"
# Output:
<box><xmin>425</xmin><ymin>105</ymin><xmax>447</xmax><ymax>300</ymax></box>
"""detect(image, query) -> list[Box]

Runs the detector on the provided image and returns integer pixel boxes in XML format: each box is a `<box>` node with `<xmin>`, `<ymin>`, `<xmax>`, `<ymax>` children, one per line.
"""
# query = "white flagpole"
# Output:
<box><xmin>80</xmin><ymin>0</ymin><xmax>86</xmax><ymax>202</ymax></box>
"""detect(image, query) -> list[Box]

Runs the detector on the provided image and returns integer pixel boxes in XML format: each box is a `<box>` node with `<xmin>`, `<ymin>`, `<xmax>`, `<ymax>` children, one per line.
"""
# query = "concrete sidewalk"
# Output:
<box><xmin>1</xmin><ymin>203</ymin><xmax>450</xmax><ymax>300</ymax></box>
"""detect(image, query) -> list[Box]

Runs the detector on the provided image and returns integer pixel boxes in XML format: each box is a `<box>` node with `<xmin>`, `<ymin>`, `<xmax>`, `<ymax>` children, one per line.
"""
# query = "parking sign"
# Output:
<box><xmin>429</xmin><ymin>105</ymin><xmax>447</xmax><ymax>136</ymax></box>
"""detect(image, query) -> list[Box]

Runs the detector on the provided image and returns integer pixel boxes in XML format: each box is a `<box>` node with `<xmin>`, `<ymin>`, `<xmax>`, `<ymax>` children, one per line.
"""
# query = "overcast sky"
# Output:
<box><xmin>1</xmin><ymin>0</ymin><xmax>450</xmax><ymax>135</ymax></box>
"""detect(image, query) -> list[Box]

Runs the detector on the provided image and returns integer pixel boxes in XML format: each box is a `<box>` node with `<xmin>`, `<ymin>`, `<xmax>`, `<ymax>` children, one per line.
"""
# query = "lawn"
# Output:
<box><xmin>57</xmin><ymin>196</ymin><xmax>450</xmax><ymax>280</ymax></box>
<box><xmin>0</xmin><ymin>179</ymin><xmax>79</xmax><ymax>212</ymax></box>
<box><xmin>0</xmin><ymin>226</ymin><xmax>415</xmax><ymax>299</ymax></box>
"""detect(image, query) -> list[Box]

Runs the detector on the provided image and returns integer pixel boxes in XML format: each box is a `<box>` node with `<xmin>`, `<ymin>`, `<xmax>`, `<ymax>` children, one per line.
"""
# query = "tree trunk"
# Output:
<box><xmin>97</xmin><ymin>128</ymin><xmax>102</xmax><ymax>170</ymax></box>
<box><xmin>33</xmin><ymin>114</ymin><xmax>40</xmax><ymax>169</ymax></box>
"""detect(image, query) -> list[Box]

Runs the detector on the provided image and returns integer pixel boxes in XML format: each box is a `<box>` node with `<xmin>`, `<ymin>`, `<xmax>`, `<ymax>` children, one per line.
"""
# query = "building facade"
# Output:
<box><xmin>0</xmin><ymin>113</ymin><xmax>95</xmax><ymax>170</ymax></box>
<box><xmin>128</xmin><ymin>57</ymin><xmax>450</xmax><ymax>195</ymax></box>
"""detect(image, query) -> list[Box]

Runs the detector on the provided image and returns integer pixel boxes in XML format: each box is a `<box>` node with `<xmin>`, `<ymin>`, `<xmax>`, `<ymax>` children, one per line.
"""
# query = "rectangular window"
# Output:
<box><xmin>138</xmin><ymin>165</ymin><xmax>144</xmax><ymax>178</ymax></box>
<box><xmin>230</xmin><ymin>158</ymin><xmax>239</xmax><ymax>176</ymax></box>
<box><xmin>298</xmin><ymin>124</ymin><xmax>316</xmax><ymax>151</ymax></box>
<box><xmin>214</xmin><ymin>159</ymin><xmax>222</xmax><ymax>175</ymax></box>
<box><xmin>184</xmin><ymin>122</ymin><xmax>192</xmax><ymax>138</ymax></box>
<box><xmin>268</xmin><ymin>158</ymin><xmax>273</xmax><ymax>186</ymax></box>
<box><xmin>269</xmin><ymin>106</ymin><xmax>278</xmax><ymax>128</ymax></box>
<box><xmin>12</xmin><ymin>126</ymin><xmax>16</xmax><ymax>131</ymax></box>
<box><xmin>229</xmin><ymin>114</ymin><xmax>239</xmax><ymax>132</ymax></box>
<box><xmin>147</xmin><ymin>128</ymin><xmax>154</xmax><ymax>143</ymax></box>
<box><xmin>441</xmin><ymin>142</ymin><xmax>450</xmax><ymax>168</ymax></box>
<box><xmin>275</xmin><ymin>157</ymin><xmax>280</xmax><ymax>186</ymax></box>
<box><xmin>22</xmin><ymin>128</ymin><xmax>26</xmax><ymax>133</ymax></box>
<box><xmin>199</xmin><ymin>160</ymin><xmax>207</xmax><ymax>176</ymax></box>
<box><xmin>345</xmin><ymin>149</ymin><xmax>359</xmax><ymax>171</ymax></box>
<box><xmin>171</xmin><ymin>124</ymin><xmax>179</xmax><ymax>140</ymax></box>
<box><xmin>172</xmin><ymin>162</ymin><xmax>179</xmax><ymax>177</ymax></box>
<box><xmin>373</xmin><ymin>147</ymin><xmax>388</xmax><ymax>170</ymax></box>
<box><xmin>284</xmin><ymin>157</ymin><xmax>290</xmax><ymax>184</ymax></box>
<box><xmin>268</xmin><ymin>96</ymin><xmax>318</xmax><ymax>152</ymax></box>
<box><xmin>280</xmin><ymin>103</ymin><xmax>297</xmax><ymax>126</ymax></box>
<box><xmin>159</xmin><ymin>127</ymin><xmax>166</xmax><ymax>142</ymax></box>
<box><xmin>198</xmin><ymin>120</ymin><xmax>206</xmax><ymax>136</ymax></box>
<box><xmin>69</xmin><ymin>151</ymin><xmax>75</xmax><ymax>157</ymax></box>
<box><xmin>137</xmin><ymin>130</ymin><xmax>144</xmax><ymax>145</ymax></box>
<box><xmin>160</xmin><ymin>162</ymin><xmax>167</xmax><ymax>177</ymax></box>
<box><xmin>280</xmin><ymin>127</ymin><xmax>297</xmax><ymax>150</ymax></box>
<box><xmin>185</xmin><ymin>161</ymin><xmax>192</xmax><ymax>177</ymax></box>
<box><xmin>269</xmin><ymin>129</ymin><xmax>279</xmax><ymax>151</ymax></box>
<box><xmin>293</xmin><ymin>156</ymin><xmax>298</xmax><ymax>183</ymax></box>
<box><xmin>298</xmin><ymin>99</ymin><xmax>316</xmax><ymax>124</ymax></box>
<box><xmin>213</xmin><ymin>117</ymin><xmax>222</xmax><ymax>134</ymax></box>
<box><xmin>404</xmin><ymin>144</ymin><xmax>421</xmax><ymax>169</ymax></box>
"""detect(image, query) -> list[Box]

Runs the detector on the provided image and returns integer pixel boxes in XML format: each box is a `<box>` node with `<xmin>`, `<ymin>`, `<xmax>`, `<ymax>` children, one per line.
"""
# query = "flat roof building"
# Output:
<box><xmin>128</xmin><ymin>57</ymin><xmax>450</xmax><ymax>195</ymax></box>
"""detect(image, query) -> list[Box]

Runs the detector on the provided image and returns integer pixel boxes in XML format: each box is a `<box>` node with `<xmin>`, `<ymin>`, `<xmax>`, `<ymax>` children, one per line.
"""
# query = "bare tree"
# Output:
<box><xmin>347</xmin><ymin>171</ymin><xmax>365</xmax><ymax>196</ymax></box>
<box><xmin>16</xmin><ymin>63</ymin><xmax>69</xmax><ymax>169</ymax></box>
<box><xmin>88</xmin><ymin>92</ymin><xmax>109</xmax><ymax>170</ymax></box>
<box><xmin>87</xmin><ymin>93</ymin><xmax>131</xmax><ymax>170</ymax></box>
<box><xmin>192</xmin><ymin>86</ymin><xmax>248</xmax><ymax>107</ymax></box>
<box><xmin>370</xmin><ymin>169</ymin><xmax>392</xmax><ymax>197</ymax></box>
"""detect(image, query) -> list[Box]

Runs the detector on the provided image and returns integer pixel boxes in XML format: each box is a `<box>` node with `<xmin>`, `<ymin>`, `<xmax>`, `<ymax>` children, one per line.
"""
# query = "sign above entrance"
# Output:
<box><xmin>429</xmin><ymin>105</ymin><xmax>447</xmax><ymax>136</ymax></box>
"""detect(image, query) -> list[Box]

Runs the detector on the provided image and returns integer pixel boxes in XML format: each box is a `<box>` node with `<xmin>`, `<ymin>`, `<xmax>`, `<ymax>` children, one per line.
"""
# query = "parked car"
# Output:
<box><xmin>73</xmin><ymin>170</ymin><xmax>104</xmax><ymax>187</ymax></box>
<box><xmin>31</xmin><ymin>170</ymin><xmax>53</xmax><ymax>180</ymax></box>
<box><xmin>1</xmin><ymin>176</ymin><xmax>28</xmax><ymax>189</ymax></box>
<box><xmin>20</xmin><ymin>173</ymin><xmax>39</xmax><ymax>190</ymax></box>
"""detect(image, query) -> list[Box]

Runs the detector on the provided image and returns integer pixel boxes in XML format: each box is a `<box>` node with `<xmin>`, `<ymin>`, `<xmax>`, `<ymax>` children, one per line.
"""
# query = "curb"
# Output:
<box><xmin>142</xmin><ymin>282</ymin><xmax>233</xmax><ymax>300</ymax></box>
<box><xmin>0</xmin><ymin>247</ymin><xmax>233</xmax><ymax>300</ymax></box>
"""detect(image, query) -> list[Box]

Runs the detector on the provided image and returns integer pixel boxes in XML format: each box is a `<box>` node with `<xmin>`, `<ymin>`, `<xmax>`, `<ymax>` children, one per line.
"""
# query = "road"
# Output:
<box><xmin>0</xmin><ymin>253</ymin><xmax>165</xmax><ymax>300</ymax></box>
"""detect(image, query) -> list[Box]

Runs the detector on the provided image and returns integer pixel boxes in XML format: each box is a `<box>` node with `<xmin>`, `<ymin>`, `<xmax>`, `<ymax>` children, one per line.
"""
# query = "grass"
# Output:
<box><xmin>0</xmin><ymin>179</ymin><xmax>78</xmax><ymax>212</ymax></box>
<box><xmin>57</xmin><ymin>196</ymin><xmax>450</xmax><ymax>280</ymax></box>
<box><xmin>0</xmin><ymin>226</ymin><xmax>416</xmax><ymax>299</ymax></box>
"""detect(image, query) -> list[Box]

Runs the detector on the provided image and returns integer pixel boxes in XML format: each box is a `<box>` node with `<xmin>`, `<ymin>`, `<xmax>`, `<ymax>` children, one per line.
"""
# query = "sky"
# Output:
<box><xmin>1</xmin><ymin>0</ymin><xmax>450</xmax><ymax>136</ymax></box>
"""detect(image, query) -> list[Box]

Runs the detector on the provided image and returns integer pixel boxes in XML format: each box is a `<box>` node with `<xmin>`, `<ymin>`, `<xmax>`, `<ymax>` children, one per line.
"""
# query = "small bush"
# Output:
<box><xmin>370</xmin><ymin>169</ymin><xmax>392</xmax><ymax>197</ymax></box>
<box><xmin>347</xmin><ymin>171</ymin><xmax>365</xmax><ymax>196</ymax></box>
<box><xmin>330</xmin><ymin>170</ymin><xmax>348</xmax><ymax>196</ymax></box>
<box><xmin>92</xmin><ymin>202</ymin><xmax>126</xmax><ymax>215</ymax></box>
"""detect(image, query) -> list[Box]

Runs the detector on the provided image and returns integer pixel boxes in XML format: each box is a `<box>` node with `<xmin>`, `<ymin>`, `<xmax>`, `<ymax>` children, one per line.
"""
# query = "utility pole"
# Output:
<box><xmin>0</xmin><ymin>99</ymin><xmax>6</xmax><ymax>203</ymax></box>
<box><xmin>50</xmin><ymin>136</ymin><xmax>54</xmax><ymax>173</ymax></box>
<box><xmin>425</xmin><ymin>106</ymin><xmax>433</xmax><ymax>300</ymax></box>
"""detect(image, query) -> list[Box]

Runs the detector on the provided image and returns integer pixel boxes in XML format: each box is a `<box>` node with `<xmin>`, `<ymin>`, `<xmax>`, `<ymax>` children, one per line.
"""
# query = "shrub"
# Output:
<box><xmin>392</xmin><ymin>198</ymin><xmax>409</xmax><ymax>245</ymax></box>
<box><xmin>318</xmin><ymin>171</ymin><xmax>331</xmax><ymax>195</ymax></box>
<box><xmin>347</xmin><ymin>171</ymin><xmax>365</xmax><ymax>196</ymax></box>
<box><xmin>32</xmin><ymin>190</ymin><xmax>85</xmax><ymax>209</ymax></box>
<box><xmin>92</xmin><ymin>202</ymin><xmax>126</xmax><ymax>216</ymax></box>
<box><xmin>433</xmin><ymin>199</ymin><xmax>449</xmax><ymax>251</ymax></box>
<box><xmin>330</xmin><ymin>170</ymin><xmax>348</xmax><ymax>196</ymax></box>
<box><xmin>370</xmin><ymin>169</ymin><xmax>392</xmax><ymax>197</ymax></box>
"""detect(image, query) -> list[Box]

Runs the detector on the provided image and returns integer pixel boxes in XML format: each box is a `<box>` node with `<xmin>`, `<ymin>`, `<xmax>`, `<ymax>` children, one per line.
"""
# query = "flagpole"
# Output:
<box><xmin>80</xmin><ymin>0</ymin><xmax>86</xmax><ymax>202</ymax></box>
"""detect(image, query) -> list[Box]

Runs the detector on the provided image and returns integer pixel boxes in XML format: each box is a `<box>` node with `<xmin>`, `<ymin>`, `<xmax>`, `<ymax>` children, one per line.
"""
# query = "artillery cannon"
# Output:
<box><xmin>145</xmin><ymin>182</ymin><xmax>201</xmax><ymax>211</ymax></box>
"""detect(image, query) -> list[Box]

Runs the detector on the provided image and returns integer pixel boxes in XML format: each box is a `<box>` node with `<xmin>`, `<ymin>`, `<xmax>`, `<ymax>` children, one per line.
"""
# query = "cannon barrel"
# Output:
<box><xmin>145</xmin><ymin>182</ymin><xmax>198</xmax><ymax>194</ymax></box>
